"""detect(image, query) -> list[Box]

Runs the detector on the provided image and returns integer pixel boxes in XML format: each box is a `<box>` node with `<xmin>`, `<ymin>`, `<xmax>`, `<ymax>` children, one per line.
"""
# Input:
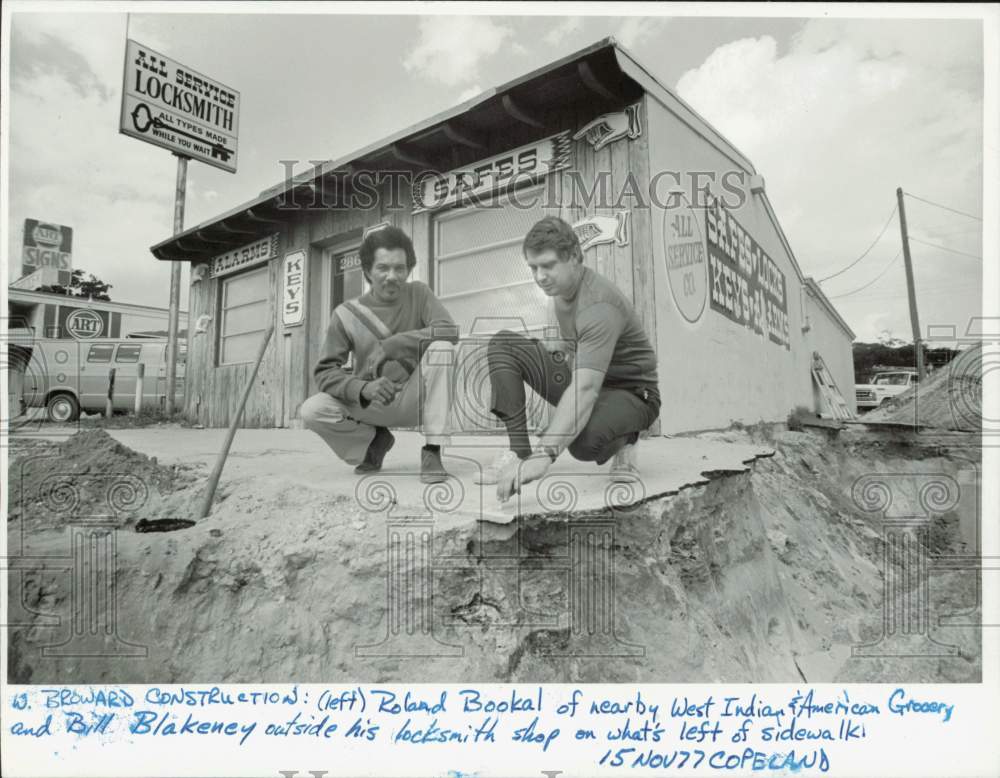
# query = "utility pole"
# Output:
<box><xmin>896</xmin><ymin>187</ymin><xmax>925</xmax><ymax>380</ymax></box>
<box><xmin>165</xmin><ymin>154</ymin><xmax>188</xmax><ymax>416</ymax></box>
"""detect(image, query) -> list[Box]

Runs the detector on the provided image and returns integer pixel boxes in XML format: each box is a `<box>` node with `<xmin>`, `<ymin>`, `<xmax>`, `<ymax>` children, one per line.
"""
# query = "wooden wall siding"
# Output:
<box><xmin>411</xmin><ymin>211</ymin><xmax>431</xmax><ymax>286</ymax></box>
<box><xmin>184</xmin><ymin>230</ymin><xmax>286</xmax><ymax>428</ymax></box>
<box><xmin>630</xmin><ymin>98</ymin><xmax>656</xmax><ymax>348</ymax></box>
<box><xmin>283</xmin><ymin>210</ymin><xmax>313</xmax><ymax>426</ymax></box>
<box><xmin>630</xmin><ymin>99</ymin><xmax>659</xmax><ymax>434</ymax></box>
<box><xmin>183</xmin><ymin>263</ymin><xmax>208</xmax><ymax>423</ymax></box>
<box><xmin>554</xmin><ymin>100</ymin><xmax>644</xmax><ymax>306</ymax></box>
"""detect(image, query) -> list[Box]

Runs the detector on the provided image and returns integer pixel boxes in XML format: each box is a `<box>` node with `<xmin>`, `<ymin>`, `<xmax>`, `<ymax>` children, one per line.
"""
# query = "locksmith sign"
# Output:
<box><xmin>120</xmin><ymin>39</ymin><xmax>240</xmax><ymax>173</ymax></box>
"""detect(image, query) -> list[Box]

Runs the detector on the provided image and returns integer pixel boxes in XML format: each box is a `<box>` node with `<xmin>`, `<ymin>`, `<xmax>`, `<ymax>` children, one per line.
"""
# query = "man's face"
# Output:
<box><xmin>525</xmin><ymin>248</ymin><xmax>581</xmax><ymax>298</ymax></box>
<box><xmin>368</xmin><ymin>247</ymin><xmax>410</xmax><ymax>303</ymax></box>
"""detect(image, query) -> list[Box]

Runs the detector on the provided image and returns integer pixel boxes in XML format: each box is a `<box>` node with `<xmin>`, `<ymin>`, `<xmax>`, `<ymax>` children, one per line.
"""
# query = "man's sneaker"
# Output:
<box><xmin>420</xmin><ymin>446</ymin><xmax>451</xmax><ymax>484</ymax></box>
<box><xmin>609</xmin><ymin>442</ymin><xmax>640</xmax><ymax>483</ymax></box>
<box><xmin>474</xmin><ymin>450</ymin><xmax>521</xmax><ymax>485</ymax></box>
<box><xmin>354</xmin><ymin>427</ymin><xmax>395</xmax><ymax>474</ymax></box>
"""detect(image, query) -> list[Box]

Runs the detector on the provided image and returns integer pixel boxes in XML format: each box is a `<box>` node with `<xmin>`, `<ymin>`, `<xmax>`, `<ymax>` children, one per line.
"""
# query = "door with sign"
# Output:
<box><xmin>332</xmin><ymin>248</ymin><xmax>365</xmax><ymax>308</ymax></box>
<box><xmin>322</xmin><ymin>245</ymin><xmax>366</xmax><ymax>370</ymax></box>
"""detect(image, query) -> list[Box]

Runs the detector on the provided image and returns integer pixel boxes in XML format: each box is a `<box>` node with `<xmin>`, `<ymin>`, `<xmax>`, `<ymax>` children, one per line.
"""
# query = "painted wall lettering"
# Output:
<box><xmin>705</xmin><ymin>195</ymin><xmax>789</xmax><ymax>349</ymax></box>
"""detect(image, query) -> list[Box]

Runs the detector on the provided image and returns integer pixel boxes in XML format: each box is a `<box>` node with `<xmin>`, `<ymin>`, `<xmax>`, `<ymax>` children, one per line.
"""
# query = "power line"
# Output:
<box><xmin>833</xmin><ymin>282</ymin><xmax>980</xmax><ymax>303</ymax></box>
<box><xmin>920</xmin><ymin>225</ymin><xmax>982</xmax><ymax>238</ymax></box>
<box><xmin>817</xmin><ymin>204</ymin><xmax>898</xmax><ymax>283</ymax></box>
<box><xmin>828</xmin><ymin>251</ymin><xmax>901</xmax><ymax>299</ymax></box>
<box><xmin>909</xmin><ymin>237</ymin><xmax>982</xmax><ymax>261</ymax></box>
<box><xmin>903</xmin><ymin>192</ymin><xmax>983</xmax><ymax>222</ymax></box>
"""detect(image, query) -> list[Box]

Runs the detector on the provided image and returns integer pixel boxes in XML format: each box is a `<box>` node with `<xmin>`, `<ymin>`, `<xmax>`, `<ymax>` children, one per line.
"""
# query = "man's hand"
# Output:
<box><xmin>363</xmin><ymin>343</ymin><xmax>388</xmax><ymax>379</ymax></box>
<box><xmin>361</xmin><ymin>377</ymin><xmax>398</xmax><ymax>407</ymax></box>
<box><xmin>497</xmin><ymin>452</ymin><xmax>551</xmax><ymax>503</ymax></box>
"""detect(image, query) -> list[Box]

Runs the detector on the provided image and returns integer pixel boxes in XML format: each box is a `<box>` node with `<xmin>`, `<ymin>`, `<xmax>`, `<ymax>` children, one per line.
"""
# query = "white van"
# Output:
<box><xmin>22</xmin><ymin>338</ymin><xmax>186</xmax><ymax>422</ymax></box>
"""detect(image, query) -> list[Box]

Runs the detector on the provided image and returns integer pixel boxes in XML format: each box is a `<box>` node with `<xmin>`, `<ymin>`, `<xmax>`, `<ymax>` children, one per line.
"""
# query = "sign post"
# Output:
<box><xmin>120</xmin><ymin>38</ymin><xmax>240</xmax><ymax>416</ymax></box>
<box><xmin>165</xmin><ymin>154</ymin><xmax>188</xmax><ymax>415</ymax></box>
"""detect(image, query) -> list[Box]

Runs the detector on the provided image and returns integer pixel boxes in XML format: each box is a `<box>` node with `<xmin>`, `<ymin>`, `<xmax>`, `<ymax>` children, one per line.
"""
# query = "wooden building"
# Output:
<box><xmin>151</xmin><ymin>38</ymin><xmax>855</xmax><ymax>432</ymax></box>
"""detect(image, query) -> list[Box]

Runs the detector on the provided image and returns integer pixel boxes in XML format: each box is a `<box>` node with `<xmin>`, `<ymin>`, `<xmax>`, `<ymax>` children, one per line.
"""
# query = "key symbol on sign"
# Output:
<box><xmin>130</xmin><ymin>103</ymin><xmax>233</xmax><ymax>162</ymax></box>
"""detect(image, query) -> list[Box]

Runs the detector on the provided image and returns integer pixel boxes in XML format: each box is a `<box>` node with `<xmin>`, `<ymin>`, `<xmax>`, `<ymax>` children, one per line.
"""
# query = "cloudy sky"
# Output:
<box><xmin>2</xmin><ymin>5</ymin><xmax>991</xmax><ymax>342</ymax></box>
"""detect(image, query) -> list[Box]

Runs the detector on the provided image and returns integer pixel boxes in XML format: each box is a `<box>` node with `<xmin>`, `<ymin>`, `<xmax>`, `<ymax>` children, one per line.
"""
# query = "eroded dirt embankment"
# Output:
<box><xmin>7</xmin><ymin>427</ymin><xmax>981</xmax><ymax>683</ymax></box>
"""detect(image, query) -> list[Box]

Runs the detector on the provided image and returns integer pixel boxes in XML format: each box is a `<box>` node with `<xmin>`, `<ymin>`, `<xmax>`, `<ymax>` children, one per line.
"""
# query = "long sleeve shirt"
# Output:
<box><xmin>314</xmin><ymin>280</ymin><xmax>459</xmax><ymax>403</ymax></box>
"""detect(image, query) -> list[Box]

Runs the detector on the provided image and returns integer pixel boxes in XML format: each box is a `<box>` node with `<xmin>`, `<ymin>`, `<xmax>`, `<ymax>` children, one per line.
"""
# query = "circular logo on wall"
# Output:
<box><xmin>65</xmin><ymin>310</ymin><xmax>103</xmax><ymax>340</ymax></box>
<box><xmin>662</xmin><ymin>198</ymin><xmax>708</xmax><ymax>324</ymax></box>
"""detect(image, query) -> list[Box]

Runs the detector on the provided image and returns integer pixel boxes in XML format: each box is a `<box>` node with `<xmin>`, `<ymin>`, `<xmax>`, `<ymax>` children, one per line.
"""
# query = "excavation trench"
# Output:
<box><xmin>7</xmin><ymin>427</ymin><xmax>981</xmax><ymax>684</ymax></box>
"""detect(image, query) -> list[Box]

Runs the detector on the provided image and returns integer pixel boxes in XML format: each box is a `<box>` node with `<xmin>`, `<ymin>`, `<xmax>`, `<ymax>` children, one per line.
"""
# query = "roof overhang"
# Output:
<box><xmin>151</xmin><ymin>37</ymin><xmax>645</xmax><ymax>262</ymax></box>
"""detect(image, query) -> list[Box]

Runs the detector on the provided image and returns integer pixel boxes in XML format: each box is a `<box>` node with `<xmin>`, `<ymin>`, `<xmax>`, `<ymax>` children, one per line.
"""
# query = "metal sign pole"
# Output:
<box><xmin>165</xmin><ymin>153</ymin><xmax>189</xmax><ymax>416</ymax></box>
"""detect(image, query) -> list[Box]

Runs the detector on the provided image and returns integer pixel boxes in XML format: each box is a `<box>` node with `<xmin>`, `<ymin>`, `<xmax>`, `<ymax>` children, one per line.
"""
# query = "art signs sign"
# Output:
<box><xmin>22</xmin><ymin>219</ymin><xmax>73</xmax><ymax>285</ymax></box>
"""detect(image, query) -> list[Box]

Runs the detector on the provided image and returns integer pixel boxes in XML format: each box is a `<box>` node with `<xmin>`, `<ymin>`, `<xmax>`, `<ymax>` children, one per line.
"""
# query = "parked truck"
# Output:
<box><xmin>855</xmin><ymin>369</ymin><xmax>918</xmax><ymax>412</ymax></box>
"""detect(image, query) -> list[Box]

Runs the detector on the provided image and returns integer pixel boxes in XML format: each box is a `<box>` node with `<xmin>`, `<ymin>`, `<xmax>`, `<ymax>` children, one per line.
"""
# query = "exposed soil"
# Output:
<box><xmin>6</xmin><ymin>429</ymin><xmax>201</xmax><ymax>531</ymax></box>
<box><xmin>7</xmin><ymin>425</ymin><xmax>981</xmax><ymax>685</ymax></box>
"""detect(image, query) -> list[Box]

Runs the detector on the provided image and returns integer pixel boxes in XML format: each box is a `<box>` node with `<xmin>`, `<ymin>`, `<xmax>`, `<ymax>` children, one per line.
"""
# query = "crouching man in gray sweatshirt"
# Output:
<box><xmin>300</xmin><ymin>226</ymin><xmax>459</xmax><ymax>483</ymax></box>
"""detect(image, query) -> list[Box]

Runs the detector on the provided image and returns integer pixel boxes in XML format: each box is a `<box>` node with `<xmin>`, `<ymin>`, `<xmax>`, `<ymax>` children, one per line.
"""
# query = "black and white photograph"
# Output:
<box><xmin>2</xmin><ymin>2</ymin><xmax>998</xmax><ymax>777</ymax></box>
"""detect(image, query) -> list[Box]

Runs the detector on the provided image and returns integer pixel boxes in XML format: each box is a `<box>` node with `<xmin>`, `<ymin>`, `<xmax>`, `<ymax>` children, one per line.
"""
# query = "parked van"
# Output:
<box><xmin>23</xmin><ymin>338</ymin><xmax>186</xmax><ymax>422</ymax></box>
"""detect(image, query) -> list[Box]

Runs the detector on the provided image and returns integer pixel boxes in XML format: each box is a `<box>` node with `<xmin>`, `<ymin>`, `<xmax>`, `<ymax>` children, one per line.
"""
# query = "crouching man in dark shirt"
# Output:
<box><xmin>479</xmin><ymin>216</ymin><xmax>660</xmax><ymax>501</ymax></box>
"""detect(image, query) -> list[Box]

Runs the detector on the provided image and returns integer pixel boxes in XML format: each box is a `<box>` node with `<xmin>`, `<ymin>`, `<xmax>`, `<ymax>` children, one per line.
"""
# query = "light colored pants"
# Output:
<box><xmin>300</xmin><ymin>340</ymin><xmax>454</xmax><ymax>465</ymax></box>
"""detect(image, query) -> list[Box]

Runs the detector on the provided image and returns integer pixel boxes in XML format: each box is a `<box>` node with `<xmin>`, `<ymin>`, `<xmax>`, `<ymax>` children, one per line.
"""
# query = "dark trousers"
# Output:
<box><xmin>486</xmin><ymin>330</ymin><xmax>660</xmax><ymax>464</ymax></box>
